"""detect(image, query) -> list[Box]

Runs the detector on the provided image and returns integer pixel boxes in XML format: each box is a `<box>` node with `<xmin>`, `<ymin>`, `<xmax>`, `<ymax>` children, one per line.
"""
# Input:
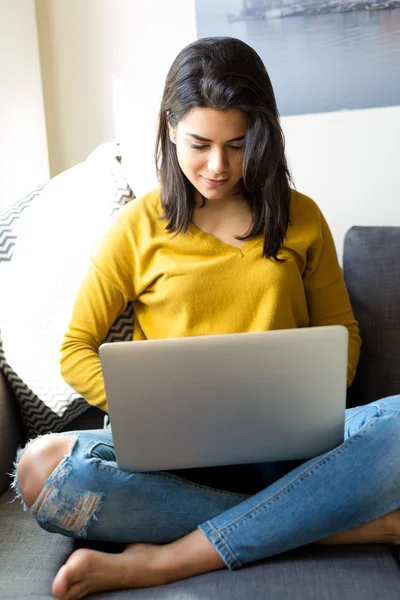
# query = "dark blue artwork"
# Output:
<box><xmin>195</xmin><ymin>0</ymin><xmax>400</xmax><ymax>115</ymax></box>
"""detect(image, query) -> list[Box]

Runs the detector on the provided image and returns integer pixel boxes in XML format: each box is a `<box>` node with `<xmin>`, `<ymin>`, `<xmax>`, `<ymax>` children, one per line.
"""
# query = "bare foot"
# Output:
<box><xmin>316</xmin><ymin>509</ymin><xmax>400</xmax><ymax>546</ymax></box>
<box><xmin>51</xmin><ymin>543</ymin><xmax>171</xmax><ymax>600</ymax></box>
<box><xmin>382</xmin><ymin>509</ymin><xmax>400</xmax><ymax>543</ymax></box>
<box><xmin>52</xmin><ymin>529</ymin><xmax>226</xmax><ymax>599</ymax></box>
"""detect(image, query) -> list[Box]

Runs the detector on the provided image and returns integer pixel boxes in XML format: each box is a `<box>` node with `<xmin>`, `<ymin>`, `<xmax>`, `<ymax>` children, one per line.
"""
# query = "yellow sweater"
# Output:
<box><xmin>60</xmin><ymin>188</ymin><xmax>361</xmax><ymax>412</ymax></box>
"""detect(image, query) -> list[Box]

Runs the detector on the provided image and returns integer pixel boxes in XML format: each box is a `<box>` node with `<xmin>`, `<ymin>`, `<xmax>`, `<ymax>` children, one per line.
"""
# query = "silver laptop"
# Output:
<box><xmin>99</xmin><ymin>326</ymin><xmax>348</xmax><ymax>472</ymax></box>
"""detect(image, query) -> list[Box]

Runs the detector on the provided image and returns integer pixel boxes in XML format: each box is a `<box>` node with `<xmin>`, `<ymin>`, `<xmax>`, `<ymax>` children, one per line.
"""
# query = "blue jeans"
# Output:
<box><xmin>12</xmin><ymin>395</ymin><xmax>400</xmax><ymax>570</ymax></box>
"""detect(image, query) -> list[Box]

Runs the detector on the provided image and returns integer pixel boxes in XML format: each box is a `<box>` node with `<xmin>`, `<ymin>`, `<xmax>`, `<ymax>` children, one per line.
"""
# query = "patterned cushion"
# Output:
<box><xmin>343</xmin><ymin>226</ymin><xmax>400</xmax><ymax>406</ymax></box>
<box><xmin>0</xmin><ymin>142</ymin><xmax>135</xmax><ymax>437</ymax></box>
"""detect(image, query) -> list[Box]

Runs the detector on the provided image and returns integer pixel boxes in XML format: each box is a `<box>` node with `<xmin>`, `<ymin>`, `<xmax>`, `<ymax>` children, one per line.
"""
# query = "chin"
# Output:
<box><xmin>202</xmin><ymin>191</ymin><xmax>229</xmax><ymax>203</ymax></box>
<box><xmin>197</xmin><ymin>180</ymin><xmax>239</xmax><ymax>200</ymax></box>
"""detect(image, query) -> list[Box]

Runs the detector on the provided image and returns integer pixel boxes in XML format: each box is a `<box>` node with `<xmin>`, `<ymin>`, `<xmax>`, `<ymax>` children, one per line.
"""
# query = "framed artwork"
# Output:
<box><xmin>195</xmin><ymin>0</ymin><xmax>400</xmax><ymax>115</ymax></box>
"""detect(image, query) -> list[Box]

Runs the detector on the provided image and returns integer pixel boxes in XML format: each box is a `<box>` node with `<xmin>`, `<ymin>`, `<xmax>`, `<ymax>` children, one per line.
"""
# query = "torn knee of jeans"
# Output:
<box><xmin>9</xmin><ymin>432</ymin><xmax>78</xmax><ymax>508</ymax></box>
<box><xmin>15</xmin><ymin>433</ymin><xmax>102</xmax><ymax>537</ymax></box>
<box><xmin>58</xmin><ymin>491</ymin><xmax>103</xmax><ymax>534</ymax></box>
<box><xmin>32</xmin><ymin>483</ymin><xmax>103</xmax><ymax>537</ymax></box>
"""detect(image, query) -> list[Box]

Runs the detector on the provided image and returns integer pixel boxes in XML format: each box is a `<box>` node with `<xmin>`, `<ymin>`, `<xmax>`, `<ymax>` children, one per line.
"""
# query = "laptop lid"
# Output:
<box><xmin>99</xmin><ymin>326</ymin><xmax>348</xmax><ymax>472</ymax></box>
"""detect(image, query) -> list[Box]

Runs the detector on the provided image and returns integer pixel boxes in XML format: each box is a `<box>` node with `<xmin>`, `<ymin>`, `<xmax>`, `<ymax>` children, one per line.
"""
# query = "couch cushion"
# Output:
<box><xmin>0</xmin><ymin>372</ymin><xmax>24</xmax><ymax>495</ymax></box>
<box><xmin>1</xmin><ymin>488</ymin><xmax>399</xmax><ymax>599</ymax></box>
<box><xmin>343</xmin><ymin>227</ymin><xmax>400</xmax><ymax>407</ymax></box>
<box><xmin>0</xmin><ymin>142</ymin><xmax>135</xmax><ymax>438</ymax></box>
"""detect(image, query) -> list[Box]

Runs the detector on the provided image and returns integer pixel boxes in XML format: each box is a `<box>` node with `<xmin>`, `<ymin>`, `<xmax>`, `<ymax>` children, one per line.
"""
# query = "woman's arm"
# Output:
<box><xmin>60</xmin><ymin>207</ymin><xmax>137</xmax><ymax>412</ymax></box>
<box><xmin>303</xmin><ymin>211</ymin><xmax>361</xmax><ymax>388</ymax></box>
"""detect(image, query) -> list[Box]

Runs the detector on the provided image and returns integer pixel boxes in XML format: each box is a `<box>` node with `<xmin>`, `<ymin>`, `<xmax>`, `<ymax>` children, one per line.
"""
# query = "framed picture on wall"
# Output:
<box><xmin>195</xmin><ymin>0</ymin><xmax>400</xmax><ymax>115</ymax></box>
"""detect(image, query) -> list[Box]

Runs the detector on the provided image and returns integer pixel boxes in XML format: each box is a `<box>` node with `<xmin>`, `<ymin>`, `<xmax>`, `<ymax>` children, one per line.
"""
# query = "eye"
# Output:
<box><xmin>191</xmin><ymin>144</ymin><xmax>244</xmax><ymax>151</ymax></box>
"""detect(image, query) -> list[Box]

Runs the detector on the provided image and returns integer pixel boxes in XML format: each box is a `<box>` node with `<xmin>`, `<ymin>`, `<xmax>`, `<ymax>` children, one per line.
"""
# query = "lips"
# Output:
<box><xmin>203</xmin><ymin>177</ymin><xmax>230</xmax><ymax>187</ymax></box>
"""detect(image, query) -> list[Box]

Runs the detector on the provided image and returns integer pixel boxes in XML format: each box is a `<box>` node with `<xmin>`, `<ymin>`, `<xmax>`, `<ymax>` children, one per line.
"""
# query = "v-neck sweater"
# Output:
<box><xmin>61</xmin><ymin>188</ymin><xmax>361</xmax><ymax>412</ymax></box>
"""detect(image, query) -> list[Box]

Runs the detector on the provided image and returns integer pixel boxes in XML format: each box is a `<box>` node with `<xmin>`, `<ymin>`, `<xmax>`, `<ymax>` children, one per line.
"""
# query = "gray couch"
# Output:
<box><xmin>1</xmin><ymin>226</ymin><xmax>400</xmax><ymax>599</ymax></box>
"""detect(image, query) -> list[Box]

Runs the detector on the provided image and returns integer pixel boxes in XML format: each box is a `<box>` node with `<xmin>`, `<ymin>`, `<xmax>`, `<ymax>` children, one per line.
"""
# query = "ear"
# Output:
<box><xmin>166</xmin><ymin>110</ymin><xmax>176</xmax><ymax>144</ymax></box>
<box><xmin>168</xmin><ymin>125</ymin><xmax>176</xmax><ymax>144</ymax></box>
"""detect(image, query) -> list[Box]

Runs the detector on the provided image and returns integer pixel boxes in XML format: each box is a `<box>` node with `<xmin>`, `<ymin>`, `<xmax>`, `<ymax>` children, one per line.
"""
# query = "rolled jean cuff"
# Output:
<box><xmin>198</xmin><ymin>521</ymin><xmax>242</xmax><ymax>570</ymax></box>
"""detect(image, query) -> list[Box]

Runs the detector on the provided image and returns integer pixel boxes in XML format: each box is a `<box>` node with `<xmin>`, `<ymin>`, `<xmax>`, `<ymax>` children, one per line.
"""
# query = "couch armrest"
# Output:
<box><xmin>0</xmin><ymin>370</ymin><xmax>25</xmax><ymax>495</ymax></box>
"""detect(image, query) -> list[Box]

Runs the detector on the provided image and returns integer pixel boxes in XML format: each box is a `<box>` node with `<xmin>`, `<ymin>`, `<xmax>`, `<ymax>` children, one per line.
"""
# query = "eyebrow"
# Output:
<box><xmin>185</xmin><ymin>133</ymin><xmax>246</xmax><ymax>143</ymax></box>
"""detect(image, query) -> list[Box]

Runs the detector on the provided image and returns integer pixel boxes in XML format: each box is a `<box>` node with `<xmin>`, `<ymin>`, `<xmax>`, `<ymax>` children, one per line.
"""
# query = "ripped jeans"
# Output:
<box><xmin>12</xmin><ymin>395</ymin><xmax>400</xmax><ymax>570</ymax></box>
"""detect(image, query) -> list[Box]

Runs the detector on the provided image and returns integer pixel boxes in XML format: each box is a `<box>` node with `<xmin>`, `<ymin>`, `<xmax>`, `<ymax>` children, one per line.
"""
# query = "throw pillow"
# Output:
<box><xmin>0</xmin><ymin>142</ymin><xmax>135</xmax><ymax>437</ymax></box>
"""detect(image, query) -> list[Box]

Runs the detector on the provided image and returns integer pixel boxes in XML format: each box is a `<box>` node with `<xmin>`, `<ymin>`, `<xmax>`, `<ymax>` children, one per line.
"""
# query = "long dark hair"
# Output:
<box><xmin>155</xmin><ymin>37</ymin><xmax>292</xmax><ymax>260</ymax></box>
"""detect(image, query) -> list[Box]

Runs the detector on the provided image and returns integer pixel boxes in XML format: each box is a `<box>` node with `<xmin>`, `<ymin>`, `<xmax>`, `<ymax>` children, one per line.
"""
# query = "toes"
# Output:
<box><xmin>63</xmin><ymin>581</ymin><xmax>90</xmax><ymax>600</ymax></box>
<box><xmin>52</xmin><ymin>564</ymin><xmax>69</xmax><ymax>598</ymax></box>
<box><xmin>52</xmin><ymin>549</ymin><xmax>93</xmax><ymax>599</ymax></box>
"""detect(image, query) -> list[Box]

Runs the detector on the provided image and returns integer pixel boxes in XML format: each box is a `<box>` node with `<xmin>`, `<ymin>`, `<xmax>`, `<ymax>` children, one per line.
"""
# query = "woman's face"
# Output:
<box><xmin>170</xmin><ymin>107</ymin><xmax>249</xmax><ymax>203</ymax></box>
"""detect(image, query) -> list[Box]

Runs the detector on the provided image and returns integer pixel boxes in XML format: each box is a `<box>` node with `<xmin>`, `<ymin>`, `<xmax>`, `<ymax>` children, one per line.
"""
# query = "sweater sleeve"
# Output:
<box><xmin>303</xmin><ymin>211</ymin><xmax>361</xmax><ymax>388</ymax></box>
<box><xmin>60</xmin><ymin>207</ymin><xmax>137</xmax><ymax>412</ymax></box>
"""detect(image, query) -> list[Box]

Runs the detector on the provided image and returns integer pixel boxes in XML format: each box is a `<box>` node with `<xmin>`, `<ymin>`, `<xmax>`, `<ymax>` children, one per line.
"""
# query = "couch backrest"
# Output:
<box><xmin>344</xmin><ymin>226</ymin><xmax>400</xmax><ymax>407</ymax></box>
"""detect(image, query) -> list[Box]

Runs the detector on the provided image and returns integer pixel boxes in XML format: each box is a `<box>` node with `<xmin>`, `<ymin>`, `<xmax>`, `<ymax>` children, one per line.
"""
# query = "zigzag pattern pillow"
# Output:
<box><xmin>0</xmin><ymin>143</ymin><xmax>135</xmax><ymax>437</ymax></box>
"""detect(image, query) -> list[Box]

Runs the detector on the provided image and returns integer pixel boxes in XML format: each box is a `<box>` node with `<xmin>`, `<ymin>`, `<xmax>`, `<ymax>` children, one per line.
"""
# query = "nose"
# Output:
<box><xmin>207</xmin><ymin>147</ymin><xmax>228</xmax><ymax>176</ymax></box>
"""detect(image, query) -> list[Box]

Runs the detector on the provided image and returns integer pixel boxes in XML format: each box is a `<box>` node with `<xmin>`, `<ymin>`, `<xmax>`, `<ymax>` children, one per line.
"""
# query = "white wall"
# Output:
<box><xmin>34</xmin><ymin>0</ymin><xmax>400</xmax><ymax>258</ymax></box>
<box><xmin>0</xmin><ymin>0</ymin><xmax>49</xmax><ymax>213</ymax></box>
<box><xmin>282</xmin><ymin>106</ymin><xmax>400</xmax><ymax>258</ymax></box>
<box><xmin>36</xmin><ymin>0</ymin><xmax>197</xmax><ymax>190</ymax></box>
<box><xmin>36</xmin><ymin>0</ymin><xmax>116</xmax><ymax>177</ymax></box>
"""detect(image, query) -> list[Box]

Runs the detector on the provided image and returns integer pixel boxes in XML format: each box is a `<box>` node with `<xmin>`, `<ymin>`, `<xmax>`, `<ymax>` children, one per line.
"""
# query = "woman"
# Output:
<box><xmin>13</xmin><ymin>37</ymin><xmax>400</xmax><ymax>599</ymax></box>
